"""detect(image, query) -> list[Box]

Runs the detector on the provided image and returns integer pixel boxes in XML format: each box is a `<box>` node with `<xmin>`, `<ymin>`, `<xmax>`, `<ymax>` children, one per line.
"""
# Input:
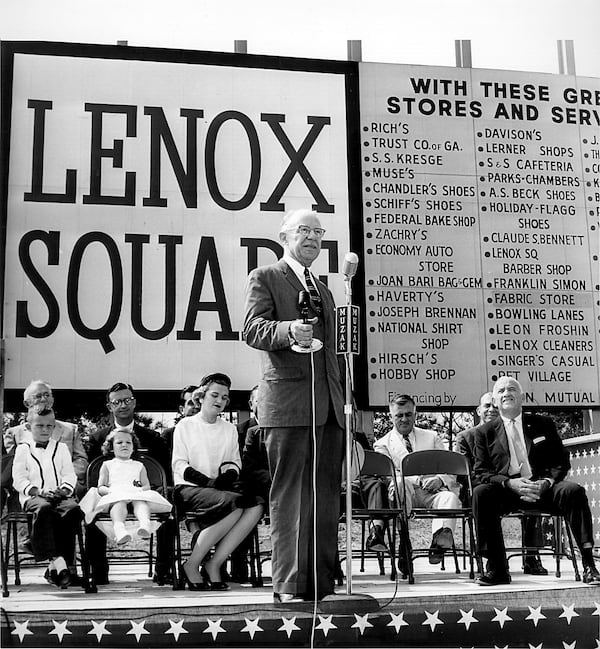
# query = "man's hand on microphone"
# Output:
<box><xmin>290</xmin><ymin>318</ymin><xmax>318</xmax><ymax>347</ymax></box>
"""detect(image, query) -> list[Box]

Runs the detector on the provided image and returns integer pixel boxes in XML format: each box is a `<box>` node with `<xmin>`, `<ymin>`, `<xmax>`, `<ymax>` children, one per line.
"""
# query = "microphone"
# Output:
<box><xmin>342</xmin><ymin>252</ymin><xmax>359</xmax><ymax>279</ymax></box>
<box><xmin>292</xmin><ymin>290</ymin><xmax>323</xmax><ymax>354</ymax></box>
<box><xmin>298</xmin><ymin>289</ymin><xmax>311</xmax><ymax>322</ymax></box>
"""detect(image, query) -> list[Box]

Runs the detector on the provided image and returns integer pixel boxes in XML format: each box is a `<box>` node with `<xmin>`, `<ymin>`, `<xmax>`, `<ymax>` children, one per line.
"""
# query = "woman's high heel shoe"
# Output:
<box><xmin>201</xmin><ymin>565</ymin><xmax>229</xmax><ymax>591</ymax></box>
<box><xmin>182</xmin><ymin>562</ymin><xmax>208</xmax><ymax>591</ymax></box>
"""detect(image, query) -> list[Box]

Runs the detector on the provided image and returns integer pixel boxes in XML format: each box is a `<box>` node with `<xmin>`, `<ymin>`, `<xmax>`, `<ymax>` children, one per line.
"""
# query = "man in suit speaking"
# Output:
<box><xmin>243</xmin><ymin>208</ymin><xmax>344</xmax><ymax>603</ymax></box>
<box><xmin>473</xmin><ymin>376</ymin><xmax>600</xmax><ymax>585</ymax></box>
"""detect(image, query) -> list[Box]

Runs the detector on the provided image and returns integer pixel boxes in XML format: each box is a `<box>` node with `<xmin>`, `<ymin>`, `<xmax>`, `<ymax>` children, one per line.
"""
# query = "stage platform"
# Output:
<box><xmin>1</xmin><ymin>556</ymin><xmax>598</xmax><ymax>648</ymax></box>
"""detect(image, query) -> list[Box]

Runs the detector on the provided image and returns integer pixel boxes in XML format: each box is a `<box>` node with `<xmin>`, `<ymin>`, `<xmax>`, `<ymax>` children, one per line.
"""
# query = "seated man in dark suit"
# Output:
<box><xmin>473</xmin><ymin>376</ymin><xmax>600</xmax><ymax>585</ymax></box>
<box><xmin>229</xmin><ymin>389</ymin><xmax>268</xmax><ymax>584</ymax></box>
<box><xmin>86</xmin><ymin>382</ymin><xmax>171</xmax><ymax>585</ymax></box>
<box><xmin>456</xmin><ymin>390</ymin><xmax>547</xmax><ymax>576</ymax></box>
<box><xmin>161</xmin><ymin>385</ymin><xmax>199</xmax><ymax>454</ymax></box>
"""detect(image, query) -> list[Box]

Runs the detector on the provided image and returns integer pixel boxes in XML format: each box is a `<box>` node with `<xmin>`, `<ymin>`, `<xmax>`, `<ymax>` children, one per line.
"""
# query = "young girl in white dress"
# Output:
<box><xmin>80</xmin><ymin>429</ymin><xmax>171</xmax><ymax>544</ymax></box>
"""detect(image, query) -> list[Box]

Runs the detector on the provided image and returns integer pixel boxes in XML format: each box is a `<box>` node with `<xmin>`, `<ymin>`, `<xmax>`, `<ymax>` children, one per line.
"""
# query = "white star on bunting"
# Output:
<box><xmin>526</xmin><ymin>605</ymin><xmax>546</xmax><ymax>627</ymax></box>
<box><xmin>127</xmin><ymin>620</ymin><xmax>150</xmax><ymax>642</ymax></box>
<box><xmin>49</xmin><ymin>620</ymin><xmax>72</xmax><ymax>643</ymax></box>
<box><xmin>387</xmin><ymin>612</ymin><xmax>409</xmax><ymax>632</ymax></box>
<box><xmin>593</xmin><ymin>602</ymin><xmax>600</xmax><ymax>616</ymax></box>
<box><xmin>11</xmin><ymin>620</ymin><xmax>33</xmax><ymax>643</ymax></box>
<box><xmin>88</xmin><ymin>620</ymin><xmax>111</xmax><ymax>642</ymax></box>
<box><xmin>494</xmin><ymin>645</ymin><xmax>508</xmax><ymax>649</ymax></box>
<box><xmin>241</xmin><ymin>618</ymin><xmax>263</xmax><ymax>640</ymax></box>
<box><xmin>165</xmin><ymin>619</ymin><xmax>188</xmax><ymax>641</ymax></box>
<box><xmin>278</xmin><ymin>617</ymin><xmax>301</xmax><ymax>638</ymax></box>
<box><xmin>351</xmin><ymin>613</ymin><xmax>373</xmax><ymax>635</ymax></box>
<box><xmin>203</xmin><ymin>618</ymin><xmax>226</xmax><ymax>641</ymax></box>
<box><xmin>559</xmin><ymin>604</ymin><xmax>579</xmax><ymax>624</ymax></box>
<box><xmin>594</xmin><ymin>640</ymin><xmax>600</xmax><ymax>649</ymax></box>
<box><xmin>457</xmin><ymin>609</ymin><xmax>479</xmax><ymax>631</ymax></box>
<box><xmin>562</xmin><ymin>642</ymin><xmax>576</xmax><ymax>649</ymax></box>
<box><xmin>315</xmin><ymin>615</ymin><xmax>337</xmax><ymax>637</ymax></box>
<box><xmin>491</xmin><ymin>607</ymin><xmax>513</xmax><ymax>628</ymax></box>
<box><xmin>528</xmin><ymin>644</ymin><xmax>543</xmax><ymax>649</ymax></box>
<box><xmin>422</xmin><ymin>610</ymin><xmax>444</xmax><ymax>631</ymax></box>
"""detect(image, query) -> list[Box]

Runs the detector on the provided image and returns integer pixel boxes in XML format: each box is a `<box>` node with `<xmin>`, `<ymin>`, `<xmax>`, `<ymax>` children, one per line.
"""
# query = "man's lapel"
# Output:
<box><xmin>278</xmin><ymin>259</ymin><xmax>304</xmax><ymax>293</ymax></box>
<box><xmin>522</xmin><ymin>415</ymin><xmax>533</xmax><ymax>453</ymax></box>
<box><xmin>494</xmin><ymin>418</ymin><xmax>510</xmax><ymax>457</ymax></box>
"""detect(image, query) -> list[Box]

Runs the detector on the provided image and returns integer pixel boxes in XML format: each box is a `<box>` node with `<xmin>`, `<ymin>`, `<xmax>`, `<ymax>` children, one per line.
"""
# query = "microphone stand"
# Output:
<box><xmin>343</xmin><ymin>275</ymin><xmax>355</xmax><ymax>595</ymax></box>
<box><xmin>322</xmin><ymin>267</ymin><xmax>378</xmax><ymax>614</ymax></box>
<box><xmin>342</xmin><ymin>275</ymin><xmax>376</xmax><ymax>607</ymax></box>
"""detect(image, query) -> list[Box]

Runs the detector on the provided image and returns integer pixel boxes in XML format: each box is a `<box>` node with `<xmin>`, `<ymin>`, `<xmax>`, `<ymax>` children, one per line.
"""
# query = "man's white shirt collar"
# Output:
<box><xmin>500</xmin><ymin>413</ymin><xmax>523</xmax><ymax>428</ymax></box>
<box><xmin>283</xmin><ymin>253</ymin><xmax>311</xmax><ymax>289</ymax></box>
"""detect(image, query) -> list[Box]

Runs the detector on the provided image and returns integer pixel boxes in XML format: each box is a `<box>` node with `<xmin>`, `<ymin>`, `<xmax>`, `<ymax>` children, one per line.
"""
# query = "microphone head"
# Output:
<box><xmin>298</xmin><ymin>289</ymin><xmax>310</xmax><ymax>309</ymax></box>
<box><xmin>342</xmin><ymin>252</ymin><xmax>359</xmax><ymax>278</ymax></box>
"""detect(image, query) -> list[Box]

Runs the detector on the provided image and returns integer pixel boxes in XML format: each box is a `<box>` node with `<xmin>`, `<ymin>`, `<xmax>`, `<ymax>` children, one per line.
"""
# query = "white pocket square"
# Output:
<box><xmin>532</xmin><ymin>436</ymin><xmax>545</xmax><ymax>444</ymax></box>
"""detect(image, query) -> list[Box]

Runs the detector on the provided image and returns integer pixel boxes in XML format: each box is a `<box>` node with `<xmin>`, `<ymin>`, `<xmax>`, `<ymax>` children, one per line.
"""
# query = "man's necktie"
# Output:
<box><xmin>403</xmin><ymin>434</ymin><xmax>413</xmax><ymax>453</ymax></box>
<box><xmin>303</xmin><ymin>268</ymin><xmax>322</xmax><ymax>315</ymax></box>
<box><xmin>35</xmin><ymin>441</ymin><xmax>49</xmax><ymax>449</ymax></box>
<box><xmin>507</xmin><ymin>419</ymin><xmax>531</xmax><ymax>478</ymax></box>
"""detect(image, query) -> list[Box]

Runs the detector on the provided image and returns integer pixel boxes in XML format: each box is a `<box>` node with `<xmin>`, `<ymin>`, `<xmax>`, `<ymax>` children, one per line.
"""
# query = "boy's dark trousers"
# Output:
<box><xmin>24</xmin><ymin>495</ymin><xmax>82</xmax><ymax>562</ymax></box>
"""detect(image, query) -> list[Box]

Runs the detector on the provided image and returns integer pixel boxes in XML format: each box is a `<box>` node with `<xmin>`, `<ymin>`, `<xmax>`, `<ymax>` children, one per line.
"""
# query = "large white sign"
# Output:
<box><xmin>2</xmin><ymin>45</ymin><xmax>353</xmax><ymax>391</ymax></box>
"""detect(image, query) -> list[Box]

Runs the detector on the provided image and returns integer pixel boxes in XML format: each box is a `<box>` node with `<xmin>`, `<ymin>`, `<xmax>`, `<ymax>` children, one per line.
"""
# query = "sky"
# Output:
<box><xmin>1</xmin><ymin>0</ymin><xmax>599</xmax><ymax>78</ymax></box>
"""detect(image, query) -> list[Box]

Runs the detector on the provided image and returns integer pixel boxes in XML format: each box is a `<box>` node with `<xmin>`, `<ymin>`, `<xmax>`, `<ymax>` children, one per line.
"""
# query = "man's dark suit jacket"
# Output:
<box><xmin>454</xmin><ymin>427</ymin><xmax>478</xmax><ymax>468</ymax></box>
<box><xmin>473</xmin><ymin>414</ymin><xmax>570</xmax><ymax>487</ymax></box>
<box><xmin>243</xmin><ymin>258</ymin><xmax>344</xmax><ymax>428</ymax></box>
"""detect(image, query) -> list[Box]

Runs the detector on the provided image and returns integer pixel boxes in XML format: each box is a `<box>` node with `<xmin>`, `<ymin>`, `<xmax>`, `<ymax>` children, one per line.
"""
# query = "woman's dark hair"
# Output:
<box><xmin>194</xmin><ymin>373</ymin><xmax>232</xmax><ymax>401</ymax></box>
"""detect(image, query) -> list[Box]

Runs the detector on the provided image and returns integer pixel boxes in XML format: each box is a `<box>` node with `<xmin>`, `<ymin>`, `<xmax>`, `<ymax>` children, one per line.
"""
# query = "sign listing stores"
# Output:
<box><xmin>359</xmin><ymin>63</ymin><xmax>600</xmax><ymax>408</ymax></box>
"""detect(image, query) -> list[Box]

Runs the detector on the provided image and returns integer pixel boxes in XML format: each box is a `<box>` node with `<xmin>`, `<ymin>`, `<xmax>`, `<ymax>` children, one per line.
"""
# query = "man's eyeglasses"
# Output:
<box><xmin>29</xmin><ymin>392</ymin><xmax>52</xmax><ymax>401</ymax></box>
<box><xmin>286</xmin><ymin>225</ymin><xmax>326</xmax><ymax>240</ymax></box>
<box><xmin>108</xmin><ymin>397</ymin><xmax>135</xmax><ymax>407</ymax></box>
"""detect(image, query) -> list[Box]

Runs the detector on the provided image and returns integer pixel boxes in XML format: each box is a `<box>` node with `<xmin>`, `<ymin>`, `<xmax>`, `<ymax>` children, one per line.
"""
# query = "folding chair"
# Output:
<box><xmin>339</xmin><ymin>450</ymin><xmax>403</xmax><ymax>581</ymax></box>
<box><xmin>503</xmin><ymin>510</ymin><xmax>581</xmax><ymax>580</ymax></box>
<box><xmin>400</xmin><ymin>449</ymin><xmax>479</xmax><ymax>584</ymax></box>
<box><xmin>2</xmin><ymin>456</ymin><xmax>91</xmax><ymax>597</ymax></box>
<box><xmin>84</xmin><ymin>455</ymin><xmax>178</xmax><ymax>590</ymax></box>
<box><xmin>172</xmin><ymin>505</ymin><xmax>264</xmax><ymax>589</ymax></box>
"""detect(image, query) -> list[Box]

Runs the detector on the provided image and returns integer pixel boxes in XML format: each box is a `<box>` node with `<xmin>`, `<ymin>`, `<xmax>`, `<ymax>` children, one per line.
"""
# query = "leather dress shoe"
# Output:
<box><xmin>477</xmin><ymin>570</ymin><xmax>512</xmax><ymax>586</ymax></box>
<box><xmin>273</xmin><ymin>593</ymin><xmax>305</xmax><ymax>604</ymax></box>
<box><xmin>201</xmin><ymin>565</ymin><xmax>229</xmax><ymax>591</ymax></box>
<box><xmin>366</xmin><ymin>527</ymin><xmax>387</xmax><ymax>553</ymax></box>
<box><xmin>153</xmin><ymin>570</ymin><xmax>173</xmax><ymax>586</ymax></box>
<box><xmin>429</xmin><ymin>527</ymin><xmax>453</xmax><ymax>564</ymax></box>
<box><xmin>523</xmin><ymin>556</ymin><xmax>548</xmax><ymax>575</ymax></box>
<box><xmin>45</xmin><ymin>568</ymin><xmax>71</xmax><ymax>588</ymax></box>
<box><xmin>22</xmin><ymin>538</ymin><xmax>34</xmax><ymax>555</ymax></box>
<box><xmin>583</xmin><ymin>565</ymin><xmax>600</xmax><ymax>584</ymax></box>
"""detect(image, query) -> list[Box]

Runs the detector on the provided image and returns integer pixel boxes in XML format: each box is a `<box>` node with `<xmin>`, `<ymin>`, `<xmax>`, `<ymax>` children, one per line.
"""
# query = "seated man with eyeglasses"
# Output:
<box><xmin>86</xmin><ymin>382</ymin><xmax>170</xmax><ymax>585</ymax></box>
<box><xmin>4</xmin><ymin>380</ymin><xmax>88</xmax><ymax>498</ymax></box>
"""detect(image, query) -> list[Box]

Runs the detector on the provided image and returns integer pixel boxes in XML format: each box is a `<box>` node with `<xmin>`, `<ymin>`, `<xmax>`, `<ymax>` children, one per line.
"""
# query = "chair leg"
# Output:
<box><xmin>400</xmin><ymin>516</ymin><xmax>414</xmax><ymax>584</ymax></box>
<box><xmin>1</xmin><ymin>522</ymin><xmax>10</xmax><ymax>597</ymax></box>
<box><xmin>171</xmin><ymin>519</ymin><xmax>181</xmax><ymax>590</ymax></box>
<box><xmin>77</xmin><ymin>524</ymin><xmax>96</xmax><ymax>593</ymax></box>
<box><xmin>385</xmin><ymin>522</ymin><xmax>397</xmax><ymax>580</ymax></box>
<box><xmin>11</xmin><ymin>519</ymin><xmax>21</xmax><ymax>586</ymax></box>
<box><xmin>450</xmin><ymin>539</ymin><xmax>460</xmax><ymax>574</ymax></box>
<box><xmin>561</xmin><ymin>517</ymin><xmax>581</xmax><ymax>581</ymax></box>
<box><xmin>360</xmin><ymin>520</ymin><xmax>366</xmax><ymax>573</ymax></box>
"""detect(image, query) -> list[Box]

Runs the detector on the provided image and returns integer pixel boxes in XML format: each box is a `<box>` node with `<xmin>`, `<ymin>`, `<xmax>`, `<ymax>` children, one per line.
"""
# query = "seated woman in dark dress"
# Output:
<box><xmin>172</xmin><ymin>373</ymin><xmax>263</xmax><ymax>590</ymax></box>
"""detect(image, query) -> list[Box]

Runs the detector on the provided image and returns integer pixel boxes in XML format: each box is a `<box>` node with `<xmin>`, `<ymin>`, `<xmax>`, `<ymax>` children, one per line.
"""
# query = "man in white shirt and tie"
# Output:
<box><xmin>473</xmin><ymin>376</ymin><xmax>600</xmax><ymax>585</ymax></box>
<box><xmin>374</xmin><ymin>394</ymin><xmax>461</xmax><ymax>567</ymax></box>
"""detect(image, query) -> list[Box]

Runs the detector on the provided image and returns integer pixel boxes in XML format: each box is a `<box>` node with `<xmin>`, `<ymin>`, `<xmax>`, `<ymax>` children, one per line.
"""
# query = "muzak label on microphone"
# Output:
<box><xmin>336</xmin><ymin>304</ymin><xmax>360</xmax><ymax>355</ymax></box>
